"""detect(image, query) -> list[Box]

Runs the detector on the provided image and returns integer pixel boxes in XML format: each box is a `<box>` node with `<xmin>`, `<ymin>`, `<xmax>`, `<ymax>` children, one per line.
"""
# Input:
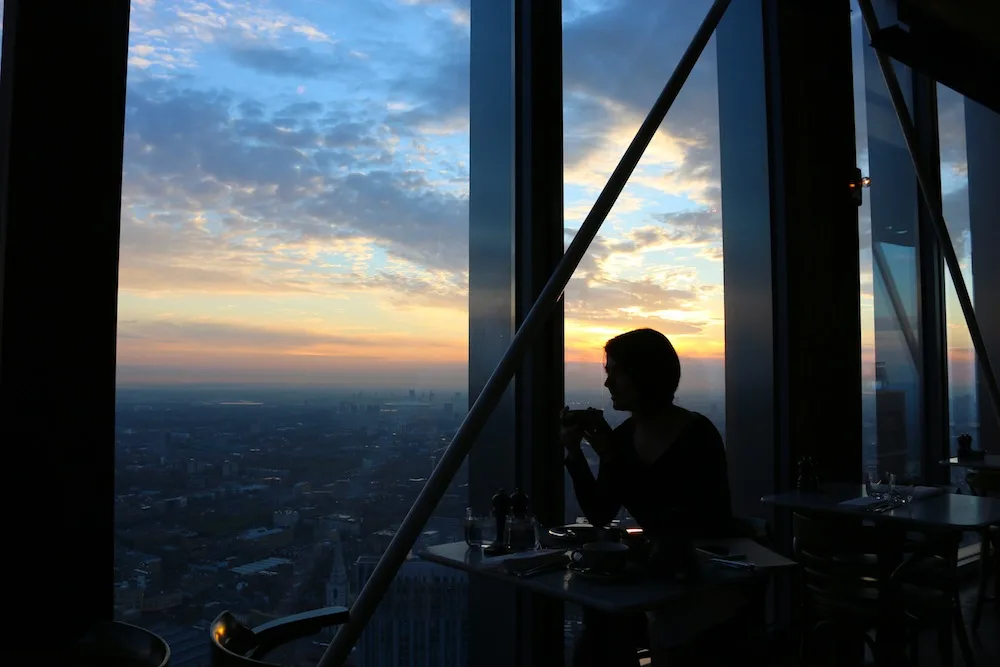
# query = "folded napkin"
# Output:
<box><xmin>479</xmin><ymin>548</ymin><xmax>568</xmax><ymax>571</ymax></box>
<box><xmin>870</xmin><ymin>484</ymin><xmax>944</xmax><ymax>500</ymax></box>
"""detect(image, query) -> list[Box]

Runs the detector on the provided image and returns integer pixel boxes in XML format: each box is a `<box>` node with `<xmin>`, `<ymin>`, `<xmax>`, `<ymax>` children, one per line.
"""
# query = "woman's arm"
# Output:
<box><xmin>564</xmin><ymin>450</ymin><xmax>622</xmax><ymax>528</ymax></box>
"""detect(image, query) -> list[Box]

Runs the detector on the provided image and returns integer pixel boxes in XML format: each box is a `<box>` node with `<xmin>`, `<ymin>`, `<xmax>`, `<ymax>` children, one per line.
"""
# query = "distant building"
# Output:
<box><xmin>322</xmin><ymin>514</ymin><xmax>363</xmax><ymax>539</ymax></box>
<box><xmin>324</xmin><ymin>532</ymin><xmax>350</xmax><ymax>637</ymax></box>
<box><xmin>876</xmin><ymin>389</ymin><xmax>908</xmax><ymax>474</ymax></box>
<box><xmin>237</xmin><ymin>527</ymin><xmax>293</xmax><ymax>551</ymax></box>
<box><xmin>273</xmin><ymin>509</ymin><xmax>300</xmax><ymax>529</ymax></box>
<box><xmin>352</xmin><ymin>556</ymin><xmax>467</xmax><ymax>667</ymax></box>
<box><xmin>229</xmin><ymin>557</ymin><xmax>293</xmax><ymax>577</ymax></box>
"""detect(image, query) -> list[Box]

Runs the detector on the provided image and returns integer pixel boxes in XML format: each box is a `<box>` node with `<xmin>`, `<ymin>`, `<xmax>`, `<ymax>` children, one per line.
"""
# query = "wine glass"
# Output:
<box><xmin>865</xmin><ymin>464</ymin><xmax>882</xmax><ymax>498</ymax></box>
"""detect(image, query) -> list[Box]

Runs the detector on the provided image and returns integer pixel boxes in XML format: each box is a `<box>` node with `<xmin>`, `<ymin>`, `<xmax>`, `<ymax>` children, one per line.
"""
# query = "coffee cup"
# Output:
<box><xmin>570</xmin><ymin>541</ymin><xmax>629</xmax><ymax>573</ymax></box>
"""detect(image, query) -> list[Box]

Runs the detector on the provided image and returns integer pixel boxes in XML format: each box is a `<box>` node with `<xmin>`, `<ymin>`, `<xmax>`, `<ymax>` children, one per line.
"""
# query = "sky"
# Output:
<box><xmin>102</xmin><ymin>0</ymin><xmax>976</xmax><ymax>395</ymax></box>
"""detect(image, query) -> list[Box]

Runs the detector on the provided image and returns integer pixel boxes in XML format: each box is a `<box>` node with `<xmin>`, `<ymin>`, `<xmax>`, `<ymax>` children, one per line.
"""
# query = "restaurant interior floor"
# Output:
<box><xmin>764</xmin><ymin>579</ymin><xmax>998</xmax><ymax>667</ymax></box>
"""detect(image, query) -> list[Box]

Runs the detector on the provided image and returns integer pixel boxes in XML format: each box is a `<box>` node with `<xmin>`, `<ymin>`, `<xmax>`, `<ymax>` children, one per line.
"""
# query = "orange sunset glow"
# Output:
<box><xmin>113</xmin><ymin>0</ymin><xmax>976</xmax><ymax>394</ymax></box>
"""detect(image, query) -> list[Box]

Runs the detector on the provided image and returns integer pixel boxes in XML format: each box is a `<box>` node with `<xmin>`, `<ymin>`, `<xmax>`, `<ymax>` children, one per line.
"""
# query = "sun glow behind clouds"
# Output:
<box><xmin>116</xmin><ymin>0</ymin><xmax>970</xmax><ymax>391</ymax></box>
<box><xmin>115</xmin><ymin>0</ymin><xmax>731</xmax><ymax>388</ymax></box>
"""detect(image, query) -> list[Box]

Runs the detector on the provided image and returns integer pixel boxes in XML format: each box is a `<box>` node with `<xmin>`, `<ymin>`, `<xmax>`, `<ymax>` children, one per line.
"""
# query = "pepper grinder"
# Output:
<box><xmin>485</xmin><ymin>489</ymin><xmax>510</xmax><ymax>555</ymax></box>
<box><xmin>510</xmin><ymin>488</ymin><xmax>528</xmax><ymax>518</ymax></box>
<box><xmin>507</xmin><ymin>488</ymin><xmax>534</xmax><ymax>550</ymax></box>
<box><xmin>957</xmin><ymin>433</ymin><xmax>973</xmax><ymax>457</ymax></box>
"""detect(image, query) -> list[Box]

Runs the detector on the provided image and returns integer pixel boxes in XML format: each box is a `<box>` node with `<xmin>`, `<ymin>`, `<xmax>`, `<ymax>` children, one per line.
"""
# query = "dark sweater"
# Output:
<box><xmin>565</xmin><ymin>413</ymin><xmax>733</xmax><ymax>539</ymax></box>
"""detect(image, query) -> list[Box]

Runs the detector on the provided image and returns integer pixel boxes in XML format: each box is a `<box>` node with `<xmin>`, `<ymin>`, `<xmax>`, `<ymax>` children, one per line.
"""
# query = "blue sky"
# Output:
<box><xmin>98</xmin><ymin>0</ymin><xmax>974</xmax><ymax>394</ymax></box>
<box><xmin>114</xmin><ymin>0</ymin><xmax>732</xmax><ymax>391</ymax></box>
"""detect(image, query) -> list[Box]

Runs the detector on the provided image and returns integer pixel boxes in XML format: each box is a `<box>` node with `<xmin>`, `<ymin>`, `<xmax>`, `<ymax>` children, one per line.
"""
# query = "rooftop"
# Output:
<box><xmin>230</xmin><ymin>557</ymin><xmax>293</xmax><ymax>576</ymax></box>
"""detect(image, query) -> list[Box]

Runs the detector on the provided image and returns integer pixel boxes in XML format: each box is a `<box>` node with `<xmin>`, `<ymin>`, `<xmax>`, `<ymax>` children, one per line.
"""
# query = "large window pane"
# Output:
<box><xmin>561</xmin><ymin>0</ymin><xmax>726</xmax><ymax>659</ymax></box>
<box><xmin>114</xmin><ymin>2</ymin><xmax>470</xmax><ymax>666</ymax></box>
<box><xmin>853</xmin><ymin>3</ymin><xmax>925</xmax><ymax>481</ymax></box>
<box><xmin>938</xmin><ymin>83</ymin><xmax>977</xmax><ymax>489</ymax></box>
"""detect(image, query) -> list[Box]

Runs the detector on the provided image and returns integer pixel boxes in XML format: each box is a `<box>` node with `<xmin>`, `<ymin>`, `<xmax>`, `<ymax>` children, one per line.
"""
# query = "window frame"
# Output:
<box><xmin>468</xmin><ymin>1</ymin><xmax>564</xmax><ymax>665</ymax></box>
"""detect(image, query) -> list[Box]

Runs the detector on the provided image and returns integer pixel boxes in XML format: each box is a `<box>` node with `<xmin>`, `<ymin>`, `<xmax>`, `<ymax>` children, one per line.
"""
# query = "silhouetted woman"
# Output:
<box><xmin>561</xmin><ymin>328</ymin><xmax>745</xmax><ymax>667</ymax></box>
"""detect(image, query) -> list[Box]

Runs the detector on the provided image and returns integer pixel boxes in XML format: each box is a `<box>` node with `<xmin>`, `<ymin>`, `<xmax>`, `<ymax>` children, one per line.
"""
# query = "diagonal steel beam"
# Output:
<box><xmin>316</xmin><ymin>0</ymin><xmax>734</xmax><ymax>664</ymax></box>
<box><xmin>858</xmin><ymin>0</ymin><xmax>1000</xmax><ymax>430</ymax></box>
<box><xmin>871</xmin><ymin>241</ymin><xmax>921</xmax><ymax>373</ymax></box>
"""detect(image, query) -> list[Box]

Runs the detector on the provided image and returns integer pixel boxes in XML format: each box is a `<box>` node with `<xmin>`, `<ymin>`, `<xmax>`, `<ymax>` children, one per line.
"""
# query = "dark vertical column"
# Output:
<box><xmin>469</xmin><ymin>1</ymin><xmax>564</xmax><ymax>665</ymax></box>
<box><xmin>514</xmin><ymin>0</ymin><xmax>564</xmax><ymax>664</ymax></box>
<box><xmin>912</xmin><ymin>77</ymin><xmax>948</xmax><ymax>483</ymax></box>
<box><xmin>966</xmin><ymin>100</ymin><xmax>1000</xmax><ymax>453</ymax></box>
<box><xmin>468</xmin><ymin>0</ymin><xmax>518</xmax><ymax>665</ymax></box>
<box><xmin>718</xmin><ymin>0</ymin><xmax>859</xmax><ymax>641</ymax></box>
<box><xmin>769</xmin><ymin>0</ymin><xmax>861</xmax><ymax>489</ymax></box>
<box><xmin>0</xmin><ymin>0</ymin><xmax>130</xmax><ymax>650</ymax></box>
<box><xmin>718</xmin><ymin>0</ymin><xmax>860</xmax><ymax>518</ymax></box>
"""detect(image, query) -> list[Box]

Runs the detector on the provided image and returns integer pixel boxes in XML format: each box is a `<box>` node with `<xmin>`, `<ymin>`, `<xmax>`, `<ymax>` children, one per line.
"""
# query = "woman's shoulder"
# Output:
<box><xmin>688</xmin><ymin>410</ymin><xmax>720</xmax><ymax>430</ymax></box>
<box><xmin>680</xmin><ymin>410</ymin><xmax>725</xmax><ymax>445</ymax></box>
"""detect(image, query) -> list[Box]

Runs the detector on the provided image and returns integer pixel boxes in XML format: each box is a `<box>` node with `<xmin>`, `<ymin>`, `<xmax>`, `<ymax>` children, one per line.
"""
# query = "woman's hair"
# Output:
<box><xmin>604</xmin><ymin>328</ymin><xmax>681</xmax><ymax>408</ymax></box>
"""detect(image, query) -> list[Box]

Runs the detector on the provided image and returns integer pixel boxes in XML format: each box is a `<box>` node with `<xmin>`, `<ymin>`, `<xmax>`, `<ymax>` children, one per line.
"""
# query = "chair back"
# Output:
<box><xmin>968</xmin><ymin>470</ymin><xmax>1000</xmax><ymax>497</ymax></box>
<box><xmin>792</xmin><ymin>512</ymin><xmax>904</xmax><ymax>612</ymax></box>
<box><xmin>211</xmin><ymin>607</ymin><xmax>350</xmax><ymax>666</ymax></box>
<box><xmin>212</xmin><ymin>612</ymin><xmax>274</xmax><ymax>667</ymax></box>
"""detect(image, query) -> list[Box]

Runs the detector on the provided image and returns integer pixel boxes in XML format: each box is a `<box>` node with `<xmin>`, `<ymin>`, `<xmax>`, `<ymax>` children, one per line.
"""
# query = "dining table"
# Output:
<box><xmin>761</xmin><ymin>484</ymin><xmax>1000</xmax><ymax>531</ymax></box>
<box><xmin>419</xmin><ymin>536</ymin><xmax>796</xmax><ymax>615</ymax></box>
<box><xmin>940</xmin><ymin>454</ymin><xmax>1000</xmax><ymax>472</ymax></box>
<box><xmin>761</xmin><ymin>483</ymin><xmax>999</xmax><ymax>666</ymax></box>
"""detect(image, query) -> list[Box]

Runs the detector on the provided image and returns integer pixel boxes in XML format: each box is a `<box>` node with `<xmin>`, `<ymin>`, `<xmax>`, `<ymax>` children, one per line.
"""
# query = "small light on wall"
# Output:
<box><xmin>850</xmin><ymin>168</ymin><xmax>871</xmax><ymax>206</ymax></box>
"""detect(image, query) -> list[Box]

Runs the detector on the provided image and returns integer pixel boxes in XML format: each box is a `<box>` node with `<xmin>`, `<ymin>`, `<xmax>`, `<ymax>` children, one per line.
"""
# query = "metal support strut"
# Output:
<box><xmin>871</xmin><ymin>242</ymin><xmax>921</xmax><ymax>372</ymax></box>
<box><xmin>858</xmin><ymin>0</ymin><xmax>1000</xmax><ymax>432</ymax></box>
<box><xmin>316</xmin><ymin>1</ymin><xmax>734</xmax><ymax>664</ymax></box>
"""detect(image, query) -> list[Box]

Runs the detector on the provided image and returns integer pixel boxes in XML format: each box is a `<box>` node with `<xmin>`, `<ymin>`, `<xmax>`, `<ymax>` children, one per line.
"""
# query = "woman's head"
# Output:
<box><xmin>603</xmin><ymin>328</ymin><xmax>681</xmax><ymax>413</ymax></box>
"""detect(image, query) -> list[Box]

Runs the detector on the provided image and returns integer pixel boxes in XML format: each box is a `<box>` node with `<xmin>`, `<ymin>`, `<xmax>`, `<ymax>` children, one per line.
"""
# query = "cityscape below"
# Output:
<box><xmin>114</xmin><ymin>379</ymin><xmax>979</xmax><ymax>667</ymax></box>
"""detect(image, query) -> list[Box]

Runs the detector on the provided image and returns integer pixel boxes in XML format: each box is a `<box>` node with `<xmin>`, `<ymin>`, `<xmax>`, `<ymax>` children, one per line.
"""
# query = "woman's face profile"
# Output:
<box><xmin>604</xmin><ymin>354</ymin><xmax>638</xmax><ymax>411</ymax></box>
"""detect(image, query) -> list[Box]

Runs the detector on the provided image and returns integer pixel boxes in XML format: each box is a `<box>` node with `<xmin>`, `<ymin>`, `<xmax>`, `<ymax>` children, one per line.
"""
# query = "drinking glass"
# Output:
<box><xmin>885</xmin><ymin>472</ymin><xmax>897</xmax><ymax>499</ymax></box>
<box><xmin>865</xmin><ymin>465</ymin><xmax>882</xmax><ymax>498</ymax></box>
<box><xmin>895</xmin><ymin>483</ymin><xmax>915</xmax><ymax>504</ymax></box>
<box><xmin>533</xmin><ymin>518</ymin><xmax>546</xmax><ymax>550</ymax></box>
<box><xmin>891</xmin><ymin>474</ymin><xmax>915</xmax><ymax>504</ymax></box>
<box><xmin>464</xmin><ymin>509</ymin><xmax>495</xmax><ymax>548</ymax></box>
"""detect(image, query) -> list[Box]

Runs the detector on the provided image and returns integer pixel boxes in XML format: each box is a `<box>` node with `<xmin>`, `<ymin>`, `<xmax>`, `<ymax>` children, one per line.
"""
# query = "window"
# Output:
<box><xmin>561</xmin><ymin>0</ymin><xmax>726</xmax><ymax>659</ymax></box>
<box><xmin>937</xmin><ymin>83</ymin><xmax>976</xmax><ymax>490</ymax></box>
<box><xmin>854</xmin><ymin>3</ymin><xmax>926</xmax><ymax>482</ymax></box>
<box><xmin>114</xmin><ymin>2</ymin><xmax>469</xmax><ymax>665</ymax></box>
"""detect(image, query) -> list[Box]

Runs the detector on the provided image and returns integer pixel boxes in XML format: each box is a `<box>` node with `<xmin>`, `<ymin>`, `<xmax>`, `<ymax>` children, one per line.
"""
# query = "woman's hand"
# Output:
<box><xmin>583</xmin><ymin>414</ymin><xmax>615</xmax><ymax>459</ymax></box>
<box><xmin>559</xmin><ymin>407</ymin><xmax>585</xmax><ymax>454</ymax></box>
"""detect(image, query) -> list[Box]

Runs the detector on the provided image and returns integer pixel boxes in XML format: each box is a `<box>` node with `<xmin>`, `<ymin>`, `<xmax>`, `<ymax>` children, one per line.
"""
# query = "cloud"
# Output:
<box><xmin>119</xmin><ymin>319</ymin><xmax>384</xmax><ymax>349</ymax></box>
<box><xmin>120</xmin><ymin>81</ymin><xmax>470</xmax><ymax>287</ymax></box>
<box><xmin>228</xmin><ymin>45</ymin><xmax>351</xmax><ymax>78</ymax></box>
<box><xmin>114</xmin><ymin>0</ymin><xmax>784</xmax><ymax>378</ymax></box>
<box><xmin>127</xmin><ymin>0</ymin><xmax>335</xmax><ymax>75</ymax></box>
